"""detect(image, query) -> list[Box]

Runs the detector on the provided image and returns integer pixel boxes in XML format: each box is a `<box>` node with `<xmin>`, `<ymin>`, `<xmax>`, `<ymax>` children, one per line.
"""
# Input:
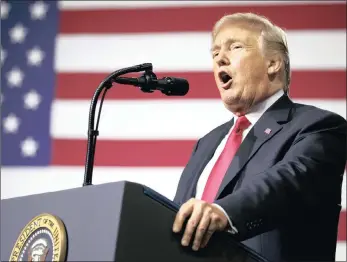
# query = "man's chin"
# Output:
<box><xmin>221</xmin><ymin>95</ymin><xmax>249</xmax><ymax>115</ymax></box>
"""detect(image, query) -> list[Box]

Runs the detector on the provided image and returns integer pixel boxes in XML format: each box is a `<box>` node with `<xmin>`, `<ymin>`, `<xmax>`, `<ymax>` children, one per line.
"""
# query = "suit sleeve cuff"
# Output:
<box><xmin>212</xmin><ymin>203</ymin><xmax>238</xmax><ymax>234</ymax></box>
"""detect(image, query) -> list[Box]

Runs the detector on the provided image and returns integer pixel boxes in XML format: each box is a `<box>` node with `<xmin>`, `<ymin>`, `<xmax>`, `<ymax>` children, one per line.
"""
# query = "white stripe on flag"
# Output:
<box><xmin>55</xmin><ymin>31</ymin><xmax>346</xmax><ymax>73</ymax></box>
<box><xmin>335</xmin><ymin>242</ymin><xmax>347</xmax><ymax>262</ymax></box>
<box><xmin>50</xmin><ymin>99</ymin><xmax>346</xmax><ymax>140</ymax></box>
<box><xmin>0</xmin><ymin>166</ymin><xmax>183</xmax><ymax>200</ymax></box>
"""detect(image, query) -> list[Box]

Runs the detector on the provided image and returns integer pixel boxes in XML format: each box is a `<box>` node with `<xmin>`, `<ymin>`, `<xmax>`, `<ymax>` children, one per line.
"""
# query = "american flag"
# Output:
<box><xmin>1</xmin><ymin>1</ymin><xmax>346</xmax><ymax>260</ymax></box>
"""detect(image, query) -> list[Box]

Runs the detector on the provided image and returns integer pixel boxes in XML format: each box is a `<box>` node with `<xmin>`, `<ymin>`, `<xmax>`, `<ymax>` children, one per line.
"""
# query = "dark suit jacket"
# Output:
<box><xmin>173</xmin><ymin>95</ymin><xmax>347</xmax><ymax>262</ymax></box>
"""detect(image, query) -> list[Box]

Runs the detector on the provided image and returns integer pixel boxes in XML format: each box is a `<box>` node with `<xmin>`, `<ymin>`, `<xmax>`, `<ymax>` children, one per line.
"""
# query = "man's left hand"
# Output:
<box><xmin>172</xmin><ymin>198</ymin><xmax>229</xmax><ymax>251</ymax></box>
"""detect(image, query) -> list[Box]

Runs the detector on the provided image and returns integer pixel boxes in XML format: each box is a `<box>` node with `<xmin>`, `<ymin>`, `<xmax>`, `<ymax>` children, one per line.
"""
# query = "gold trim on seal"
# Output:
<box><xmin>9</xmin><ymin>213</ymin><xmax>67</xmax><ymax>262</ymax></box>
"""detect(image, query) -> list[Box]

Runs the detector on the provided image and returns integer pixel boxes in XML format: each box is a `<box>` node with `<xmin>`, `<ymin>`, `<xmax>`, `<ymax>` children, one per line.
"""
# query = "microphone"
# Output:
<box><xmin>114</xmin><ymin>71</ymin><xmax>189</xmax><ymax>96</ymax></box>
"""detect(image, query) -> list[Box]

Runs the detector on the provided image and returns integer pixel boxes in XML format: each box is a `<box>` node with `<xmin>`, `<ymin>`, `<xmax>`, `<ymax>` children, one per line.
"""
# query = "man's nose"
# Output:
<box><xmin>216</xmin><ymin>52</ymin><xmax>230</xmax><ymax>67</ymax></box>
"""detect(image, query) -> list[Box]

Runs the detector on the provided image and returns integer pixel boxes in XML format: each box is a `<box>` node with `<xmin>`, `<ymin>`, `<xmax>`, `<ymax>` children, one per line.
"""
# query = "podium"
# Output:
<box><xmin>1</xmin><ymin>181</ymin><xmax>269</xmax><ymax>262</ymax></box>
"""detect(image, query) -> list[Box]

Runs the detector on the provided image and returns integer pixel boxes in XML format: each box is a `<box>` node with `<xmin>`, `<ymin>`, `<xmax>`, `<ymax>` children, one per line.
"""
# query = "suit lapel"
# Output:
<box><xmin>216</xmin><ymin>95</ymin><xmax>294</xmax><ymax>198</ymax></box>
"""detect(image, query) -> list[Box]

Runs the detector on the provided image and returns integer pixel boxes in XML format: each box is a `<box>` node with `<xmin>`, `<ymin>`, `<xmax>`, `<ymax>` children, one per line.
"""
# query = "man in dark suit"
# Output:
<box><xmin>172</xmin><ymin>12</ymin><xmax>347</xmax><ymax>262</ymax></box>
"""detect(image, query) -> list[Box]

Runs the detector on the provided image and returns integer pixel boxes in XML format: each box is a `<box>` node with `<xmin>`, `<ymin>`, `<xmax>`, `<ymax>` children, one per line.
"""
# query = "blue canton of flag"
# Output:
<box><xmin>1</xmin><ymin>0</ymin><xmax>59</xmax><ymax>166</ymax></box>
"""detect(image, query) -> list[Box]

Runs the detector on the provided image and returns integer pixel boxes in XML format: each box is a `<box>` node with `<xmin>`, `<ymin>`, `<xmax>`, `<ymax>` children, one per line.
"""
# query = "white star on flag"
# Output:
<box><xmin>27</xmin><ymin>46</ymin><xmax>45</xmax><ymax>66</ymax></box>
<box><xmin>6</xmin><ymin>67</ymin><xmax>25</xmax><ymax>88</ymax></box>
<box><xmin>1</xmin><ymin>1</ymin><xmax>10</xmax><ymax>20</ymax></box>
<box><xmin>1</xmin><ymin>47</ymin><xmax>6</xmax><ymax>65</ymax></box>
<box><xmin>20</xmin><ymin>137</ymin><xmax>39</xmax><ymax>158</ymax></box>
<box><xmin>29</xmin><ymin>1</ymin><xmax>49</xmax><ymax>20</ymax></box>
<box><xmin>3</xmin><ymin>113</ymin><xmax>21</xmax><ymax>134</ymax></box>
<box><xmin>24</xmin><ymin>90</ymin><xmax>42</xmax><ymax>110</ymax></box>
<box><xmin>9</xmin><ymin>23</ymin><xmax>28</xmax><ymax>44</ymax></box>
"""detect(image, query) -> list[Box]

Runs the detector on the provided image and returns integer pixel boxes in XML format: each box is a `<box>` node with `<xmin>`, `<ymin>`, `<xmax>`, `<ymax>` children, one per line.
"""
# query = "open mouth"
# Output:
<box><xmin>218</xmin><ymin>71</ymin><xmax>232</xmax><ymax>89</ymax></box>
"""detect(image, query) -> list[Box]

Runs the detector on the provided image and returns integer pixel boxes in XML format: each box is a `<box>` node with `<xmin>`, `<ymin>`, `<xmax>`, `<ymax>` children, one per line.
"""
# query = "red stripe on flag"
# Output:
<box><xmin>59</xmin><ymin>4</ymin><xmax>346</xmax><ymax>34</ymax></box>
<box><xmin>338</xmin><ymin>210</ymin><xmax>346</xmax><ymax>241</ymax></box>
<box><xmin>55</xmin><ymin>71</ymin><xmax>346</xmax><ymax>100</ymax></box>
<box><xmin>51</xmin><ymin>139</ymin><xmax>196</xmax><ymax>167</ymax></box>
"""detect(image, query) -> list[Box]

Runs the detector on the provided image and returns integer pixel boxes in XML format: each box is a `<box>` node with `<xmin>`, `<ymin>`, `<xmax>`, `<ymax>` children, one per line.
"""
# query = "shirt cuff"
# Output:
<box><xmin>212</xmin><ymin>203</ymin><xmax>238</xmax><ymax>234</ymax></box>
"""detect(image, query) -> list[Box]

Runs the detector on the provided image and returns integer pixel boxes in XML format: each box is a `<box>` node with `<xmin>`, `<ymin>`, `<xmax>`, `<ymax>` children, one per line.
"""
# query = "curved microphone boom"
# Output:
<box><xmin>82</xmin><ymin>63</ymin><xmax>189</xmax><ymax>187</ymax></box>
<box><xmin>83</xmin><ymin>63</ymin><xmax>154</xmax><ymax>187</ymax></box>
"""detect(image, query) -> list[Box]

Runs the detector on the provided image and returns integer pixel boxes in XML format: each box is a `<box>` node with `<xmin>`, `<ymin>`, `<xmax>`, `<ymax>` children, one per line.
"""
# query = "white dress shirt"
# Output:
<box><xmin>194</xmin><ymin>89</ymin><xmax>284</xmax><ymax>232</ymax></box>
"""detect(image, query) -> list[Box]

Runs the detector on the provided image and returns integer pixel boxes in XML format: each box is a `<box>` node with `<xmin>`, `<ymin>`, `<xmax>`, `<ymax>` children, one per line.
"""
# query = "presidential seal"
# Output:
<box><xmin>9</xmin><ymin>213</ymin><xmax>67</xmax><ymax>262</ymax></box>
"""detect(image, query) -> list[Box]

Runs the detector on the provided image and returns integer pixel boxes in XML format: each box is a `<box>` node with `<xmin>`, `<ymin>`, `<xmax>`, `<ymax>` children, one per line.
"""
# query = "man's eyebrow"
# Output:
<box><xmin>210</xmin><ymin>44</ymin><xmax>220</xmax><ymax>52</ymax></box>
<box><xmin>210</xmin><ymin>37</ymin><xmax>244</xmax><ymax>52</ymax></box>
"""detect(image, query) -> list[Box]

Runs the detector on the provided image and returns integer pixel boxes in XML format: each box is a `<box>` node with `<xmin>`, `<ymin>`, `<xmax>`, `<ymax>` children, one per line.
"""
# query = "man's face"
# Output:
<box><xmin>212</xmin><ymin>23</ymin><xmax>272</xmax><ymax>115</ymax></box>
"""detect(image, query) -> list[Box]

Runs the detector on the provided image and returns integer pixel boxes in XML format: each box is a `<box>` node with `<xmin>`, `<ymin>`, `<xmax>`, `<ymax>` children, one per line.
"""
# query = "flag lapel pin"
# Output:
<box><xmin>264</xmin><ymin>128</ymin><xmax>272</xmax><ymax>135</ymax></box>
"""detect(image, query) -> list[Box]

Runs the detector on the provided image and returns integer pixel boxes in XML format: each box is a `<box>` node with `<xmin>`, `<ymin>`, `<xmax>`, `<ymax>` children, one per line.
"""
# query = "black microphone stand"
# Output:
<box><xmin>83</xmin><ymin>63</ymin><xmax>153</xmax><ymax>187</ymax></box>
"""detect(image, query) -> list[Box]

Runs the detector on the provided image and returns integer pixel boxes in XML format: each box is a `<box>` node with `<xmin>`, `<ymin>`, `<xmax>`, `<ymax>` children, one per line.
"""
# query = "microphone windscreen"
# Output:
<box><xmin>161</xmin><ymin>77</ymin><xmax>189</xmax><ymax>96</ymax></box>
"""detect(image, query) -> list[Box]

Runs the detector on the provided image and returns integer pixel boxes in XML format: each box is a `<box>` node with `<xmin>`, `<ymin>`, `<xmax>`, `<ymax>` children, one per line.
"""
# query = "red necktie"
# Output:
<box><xmin>201</xmin><ymin>116</ymin><xmax>251</xmax><ymax>203</ymax></box>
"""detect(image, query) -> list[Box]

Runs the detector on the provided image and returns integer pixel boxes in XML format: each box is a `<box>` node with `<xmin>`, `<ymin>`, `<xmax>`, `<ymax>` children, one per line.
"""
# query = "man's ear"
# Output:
<box><xmin>267</xmin><ymin>54</ymin><xmax>282</xmax><ymax>75</ymax></box>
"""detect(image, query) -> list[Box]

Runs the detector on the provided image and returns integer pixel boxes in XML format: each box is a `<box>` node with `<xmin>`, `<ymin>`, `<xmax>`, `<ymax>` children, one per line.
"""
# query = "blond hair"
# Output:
<box><xmin>212</xmin><ymin>13</ymin><xmax>291</xmax><ymax>93</ymax></box>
